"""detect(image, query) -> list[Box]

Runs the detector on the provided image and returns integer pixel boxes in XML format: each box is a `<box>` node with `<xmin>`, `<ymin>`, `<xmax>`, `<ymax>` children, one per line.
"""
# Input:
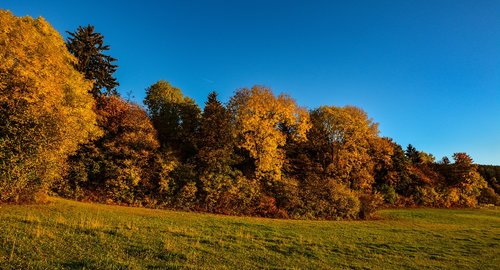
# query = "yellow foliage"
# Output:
<box><xmin>0</xmin><ymin>11</ymin><xmax>100</xmax><ymax>202</ymax></box>
<box><xmin>230</xmin><ymin>86</ymin><xmax>311</xmax><ymax>182</ymax></box>
<box><xmin>310</xmin><ymin>105</ymin><xmax>380</xmax><ymax>190</ymax></box>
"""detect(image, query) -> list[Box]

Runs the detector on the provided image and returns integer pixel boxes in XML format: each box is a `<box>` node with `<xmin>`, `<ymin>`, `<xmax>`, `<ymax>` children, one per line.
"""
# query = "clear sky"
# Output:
<box><xmin>3</xmin><ymin>0</ymin><xmax>500</xmax><ymax>165</ymax></box>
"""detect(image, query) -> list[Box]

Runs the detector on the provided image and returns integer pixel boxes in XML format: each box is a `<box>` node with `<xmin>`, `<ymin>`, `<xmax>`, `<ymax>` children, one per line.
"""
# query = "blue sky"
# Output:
<box><xmin>3</xmin><ymin>0</ymin><xmax>499</xmax><ymax>164</ymax></box>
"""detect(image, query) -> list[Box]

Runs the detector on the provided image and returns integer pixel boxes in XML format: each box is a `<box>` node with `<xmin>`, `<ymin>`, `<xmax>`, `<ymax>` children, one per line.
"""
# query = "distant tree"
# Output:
<box><xmin>405</xmin><ymin>144</ymin><xmax>421</xmax><ymax>164</ymax></box>
<box><xmin>440</xmin><ymin>156</ymin><xmax>451</xmax><ymax>165</ymax></box>
<box><xmin>144</xmin><ymin>80</ymin><xmax>201</xmax><ymax>160</ymax></box>
<box><xmin>450</xmin><ymin>152</ymin><xmax>475</xmax><ymax>186</ymax></box>
<box><xmin>371</xmin><ymin>137</ymin><xmax>396</xmax><ymax>187</ymax></box>
<box><xmin>0</xmin><ymin>11</ymin><xmax>100</xmax><ymax>202</ymax></box>
<box><xmin>418</xmin><ymin>151</ymin><xmax>435</xmax><ymax>164</ymax></box>
<box><xmin>197</xmin><ymin>92</ymin><xmax>234</xmax><ymax>155</ymax></box>
<box><xmin>371</xmin><ymin>137</ymin><xmax>399</xmax><ymax>203</ymax></box>
<box><xmin>66</xmin><ymin>25</ymin><xmax>119</xmax><ymax>97</ymax></box>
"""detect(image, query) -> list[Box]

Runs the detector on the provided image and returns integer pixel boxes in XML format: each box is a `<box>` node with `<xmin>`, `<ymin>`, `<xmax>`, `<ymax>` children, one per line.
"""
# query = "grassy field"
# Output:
<box><xmin>0</xmin><ymin>198</ymin><xmax>498</xmax><ymax>269</ymax></box>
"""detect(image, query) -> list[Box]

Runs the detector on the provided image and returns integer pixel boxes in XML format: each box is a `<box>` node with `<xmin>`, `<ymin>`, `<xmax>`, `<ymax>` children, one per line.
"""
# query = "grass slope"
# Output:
<box><xmin>0</xmin><ymin>198</ymin><xmax>498</xmax><ymax>269</ymax></box>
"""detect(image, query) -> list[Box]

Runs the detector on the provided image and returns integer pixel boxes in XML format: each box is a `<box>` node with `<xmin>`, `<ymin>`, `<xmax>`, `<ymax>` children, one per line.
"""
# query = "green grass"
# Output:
<box><xmin>0</xmin><ymin>198</ymin><xmax>498</xmax><ymax>269</ymax></box>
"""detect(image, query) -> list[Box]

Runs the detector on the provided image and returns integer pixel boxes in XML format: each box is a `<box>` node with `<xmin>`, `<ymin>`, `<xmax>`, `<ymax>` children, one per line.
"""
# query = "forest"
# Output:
<box><xmin>1</xmin><ymin>11</ymin><xmax>499</xmax><ymax>220</ymax></box>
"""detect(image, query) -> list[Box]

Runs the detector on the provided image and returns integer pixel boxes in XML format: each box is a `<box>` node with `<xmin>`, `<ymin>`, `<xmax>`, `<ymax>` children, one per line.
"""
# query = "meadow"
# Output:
<box><xmin>0</xmin><ymin>198</ymin><xmax>498</xmax><ymax>269</ymax></box>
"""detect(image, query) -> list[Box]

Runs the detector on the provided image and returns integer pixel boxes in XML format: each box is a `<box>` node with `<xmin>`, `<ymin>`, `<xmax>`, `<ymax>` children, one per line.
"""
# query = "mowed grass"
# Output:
<box><xmin>0</xmin><ymin>198</ymin><xmax>498</xmax><ymax>269</ymax></box>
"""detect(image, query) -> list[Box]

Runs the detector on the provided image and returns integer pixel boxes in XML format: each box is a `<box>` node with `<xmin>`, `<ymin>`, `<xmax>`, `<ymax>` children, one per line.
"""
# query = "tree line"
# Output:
<box><xmin>1</xmin><ymin>11</ymin><xmax>498</xmax><ymax>219</ymax></box>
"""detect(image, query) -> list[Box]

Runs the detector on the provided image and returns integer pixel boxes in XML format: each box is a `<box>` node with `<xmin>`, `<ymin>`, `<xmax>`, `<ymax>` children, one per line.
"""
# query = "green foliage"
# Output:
<box><xmin>174</xmin><ymin>181</ymin><xmax>198</xmax><ymax>210</ymax></box>
<box><xmin>405</xmin><ymin>144</ymin><xmax>421</xmax><ymax>164</ymax></box>
<box><xmin>379</xmin><ymin>184</ymin><xmax>397</xmax><ymax>204</ymax></box>
<box><xmin>66</xmin><ymin>25</ymin><xmax>119</xmax><ymax>97</ymax></box>
<box><xmin>414</xmin><ymin>186</ymin><xmax>443</xmax><ymax>207</ymax></box>
<box><xmin>478</xmin><ymin>165</ymin><xmax>500</xmax><ymax>193</ymax></box>
<box><xmin>195</xmin><ymin>92</ymin><xmax>238</xmax><ymax>212</ymax></box>
<box><xmin>0</xmin><ymin>11</ymin><xmax>99</xmax><ymax>203</ymax></box>
<box><xmin>144</xmin><ymin>80</ymin><xmax>200</xmax><ymax>160</ymax></box>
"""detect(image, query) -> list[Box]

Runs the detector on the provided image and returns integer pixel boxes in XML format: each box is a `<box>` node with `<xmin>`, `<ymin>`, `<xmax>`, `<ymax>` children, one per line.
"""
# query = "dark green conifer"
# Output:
<box><xmin>66</xmin><ymin>25</ymin><xmax>119</xmax><ymax>97</ymax></box>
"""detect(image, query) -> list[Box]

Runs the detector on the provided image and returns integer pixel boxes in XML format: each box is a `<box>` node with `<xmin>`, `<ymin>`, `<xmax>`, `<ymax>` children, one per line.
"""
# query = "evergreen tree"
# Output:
<box><xmin>66</xmin><ymin>25</ymin><xmax>119</xmax><ymax>97</ymax></box>
<box><xmin>198</xmin><ymin>92</ymin><xmax>233</xmax><ymax>154</ymax></box>
<box><xmin>405</xmin><ymin>144</ymin><xmax>421</xmax><ymax>164</ymax></box>
<box><xmin>196</xmin><ymin>92</ymin><xmax>238</xmax><ymax>211</ymax></box>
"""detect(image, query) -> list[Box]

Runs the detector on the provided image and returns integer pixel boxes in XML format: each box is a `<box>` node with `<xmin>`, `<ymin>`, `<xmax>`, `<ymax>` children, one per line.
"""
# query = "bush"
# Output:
<box><xmin>478</xmin><ymin>187</ymin><xmax>500</xmax><ymax>205</ymax></box>
<box><xmin>379</xmin><ymin>184</ymin><xmax>397</xmax><ymax>204</ymax></box>
<box><xmin>269</xmin><ymin>177</ymin><xmax>302</xmax><ymax>215</ymax></box>
<box><xmin>302</xmin><ymin>175</ymin><xmax>361</xmax><ymax>220</ymax></box>
<box><xmin>174</xmin><ymin>182</ymin><xmax>198</xmax><ymax>210</ymax></box>
<box><xmin>442</xmin><ymin>187</ymin><xmax>461</xmax><ymax>207</ymax></box>
<box><xmin>414</xmin><ymin>186</ymin><xmax>443</xmax><ymax>207</ymax></box>
<box><xmin>358</xmin><ymin>192</ymin><xmax>384</xmax><ymax>219</ymax></box>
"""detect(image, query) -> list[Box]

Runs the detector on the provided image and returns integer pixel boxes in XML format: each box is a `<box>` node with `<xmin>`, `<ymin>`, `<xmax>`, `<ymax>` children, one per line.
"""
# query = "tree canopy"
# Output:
<box><xmin>144</xmin><ymin>80</ymin><xmax>201</xmax><ymax>160</ymax></box>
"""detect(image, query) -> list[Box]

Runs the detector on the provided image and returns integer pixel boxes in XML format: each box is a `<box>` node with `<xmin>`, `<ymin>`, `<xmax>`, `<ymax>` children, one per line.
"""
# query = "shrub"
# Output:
<box><xmin>478</xmin><ymin>187</ymin><xmax>500</xmax><ymax>205</ymax></box>
<box><xmin>302</xmin><ymin>175</ymin><xmax>361</xmax><ymax>220</ymax></box>
<box><xmin>174</xmin><ymin>182</ymin><xmax>198</xmax><ymax>210</ymax></box>
<box><xmin>414</xmin><ymin>186</ymin><xmax>443</xmax><ymax>207</ymax></box>
<box><xmin>379</xmin><ymin>184</ymin><xmax>397</xmax><ymax>204</ymax></box>
<box><xmin>358</xmin><ymin>192</ymin><xmax>384</xmax><ymax>219</ymax></box>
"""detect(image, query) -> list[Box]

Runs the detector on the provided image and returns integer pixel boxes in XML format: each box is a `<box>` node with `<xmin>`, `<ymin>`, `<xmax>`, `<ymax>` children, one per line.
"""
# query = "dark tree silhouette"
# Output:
<box><xmin>66</xmin><ymin>25</ymin><xmax>119</xmax><ymax>97</ymax></box>
<box><xmin>405</xmin><ymin>144</ymin><xmax>421</xmax><ymax>164</ymax></box>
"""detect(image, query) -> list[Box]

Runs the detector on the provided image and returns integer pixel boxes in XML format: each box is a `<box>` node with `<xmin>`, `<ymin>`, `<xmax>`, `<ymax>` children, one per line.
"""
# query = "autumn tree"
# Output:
<box><xmin>144</xmin><ymin>80</ymin><xmax>201</xmax><ymax>160</ymax></box>
<box><xmin>308</xmin><ymin>106</ymin><xmax>379</xmax><ymax>191</ymax></box>
<box><xmin>449</xmin><ymin>153</ymin><xmax>487</xmax><ymax>206</ymax></box>
<box><xmin>228</xmin><ymin>86</ymin><xmax>310</xmax><ymax>184</ymax></box>
<box><xmin>0</xmin><ymin>11</ymin><xmax>100</xmax><ymax>202</ymax></box>
<box><xmin>62</xmin><ymin>96</ymin><xmax>160</xmax><ymax>203</ymax></box>
<box><xmin>66</xmin><ymin>25</ymin><xmax>119</xmax><ymax>97</ymax></box>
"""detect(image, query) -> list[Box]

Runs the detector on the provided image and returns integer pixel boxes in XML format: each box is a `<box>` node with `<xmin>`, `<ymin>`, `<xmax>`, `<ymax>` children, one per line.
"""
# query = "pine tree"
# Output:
<box><xmin>405</xmin><ymin>144</ymin><xmax>421</xmax><ymax>164</ymax></box>
<box><xmin>198</xmin><ymin>92</ymin><xmax>233</xmax><ymax>154</ymax></box>
<box><xmin>196</xmin><ymin>92</ymin><xmax>237</xmax><ymax>211</ymax></box>
<box><xmin>66</xmin><ymin>25</ymin><xmax>119</xmax><ymax>97</ymax></box>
